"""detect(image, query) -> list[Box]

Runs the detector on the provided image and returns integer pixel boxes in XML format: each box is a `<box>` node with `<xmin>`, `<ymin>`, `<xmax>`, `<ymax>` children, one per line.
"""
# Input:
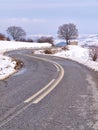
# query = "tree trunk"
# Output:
<box><xmin>66</xmin><ymin>40</ymin><xmax>69</xmax><ymax>45</ymax></box>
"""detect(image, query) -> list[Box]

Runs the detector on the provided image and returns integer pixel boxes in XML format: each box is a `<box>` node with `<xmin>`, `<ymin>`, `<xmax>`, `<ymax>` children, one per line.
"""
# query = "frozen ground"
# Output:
<box><xmin>0</xmin><ymin>36</ymin><xmax>98</xmax><ymax>80</ymax></box>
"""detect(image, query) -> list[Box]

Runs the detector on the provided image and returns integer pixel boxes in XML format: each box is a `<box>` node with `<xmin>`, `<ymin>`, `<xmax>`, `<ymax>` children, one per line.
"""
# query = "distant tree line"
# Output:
<box><xmin>0</xmin><ymin>23</ymin><xmax>78</xmax><ymax>45</ymax></box>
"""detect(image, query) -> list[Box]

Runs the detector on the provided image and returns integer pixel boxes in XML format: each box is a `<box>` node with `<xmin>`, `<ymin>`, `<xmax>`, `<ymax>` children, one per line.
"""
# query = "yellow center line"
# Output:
<box><xmin>23</xmin><ymin>55</ymin><xmax>64</xmax><ymax>104</ymax></box>
<box><xmin>54</xmin><ymin>63</ymin><xmax>60</xmax><ymax>71</ymax></box>
<box><xmin>33</xmin><ymin>65</ymin><xmax>64</xmax><ymax>104</ymax></box>
<box><xmin>0</xmin><ymin>54</ymin><xmax>64</xmax><ymax>128</ymax></box>
<box><xmin>24</xmin><ymin>79</ymin><xmax>55</xmax><ymax>103</ymax></box>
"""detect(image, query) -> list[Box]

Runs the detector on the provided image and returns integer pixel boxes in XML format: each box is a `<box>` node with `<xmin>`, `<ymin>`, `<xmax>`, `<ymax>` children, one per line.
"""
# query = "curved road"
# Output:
<box><xmin>0</xmin><ymin>49</ymin><xmax>98</xmax><ymax>130</ymax></box>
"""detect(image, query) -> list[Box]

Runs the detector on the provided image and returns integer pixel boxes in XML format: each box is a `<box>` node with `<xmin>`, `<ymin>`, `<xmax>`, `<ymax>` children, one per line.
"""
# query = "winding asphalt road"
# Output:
<box><xmin>0</xmin><ymin>49</ymin><xmax>98</xmax><ymax>130</ymax></box>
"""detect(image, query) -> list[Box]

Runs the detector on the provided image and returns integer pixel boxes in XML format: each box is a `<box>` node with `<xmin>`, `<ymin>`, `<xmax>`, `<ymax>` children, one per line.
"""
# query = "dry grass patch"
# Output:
<box><xmin>44</xmin><ymin>46</ymin><xmax>69</xmax><ymax>54</ymax></box>
<box><xmin>13</xmin><ymin>59</ymin><xmax>23</xmax><ymax>70</ymax></box>
<box><xmin>89</xmin><ymin>46</ymin><xmax>98</xmax><ymax>61</ymax></box>
<box><xmin>69</xmin><ymin>41</ymin><xmax>78</xmax><ymax>45</ymax></box>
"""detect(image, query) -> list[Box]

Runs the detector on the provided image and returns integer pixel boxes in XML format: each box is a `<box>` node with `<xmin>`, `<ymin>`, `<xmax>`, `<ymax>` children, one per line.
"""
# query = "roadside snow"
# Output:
<box><xmin>0</xmin><ymin>55</ymin><xmax>16</xmax><ymax>80</ymax></box>
<box><xmin>54</xmin><ymin>45</ymin><xmax>98</xmax><ymax>72</ymax></box>
<box><xmin>0</xmin><ymin>40</ymin><xmax>98</xmax><ymax>80</ymax></box>
<box><xmin>0</xmin><ymin>41</ymin><xmax>51</xmax><ymax>54</ymax></box>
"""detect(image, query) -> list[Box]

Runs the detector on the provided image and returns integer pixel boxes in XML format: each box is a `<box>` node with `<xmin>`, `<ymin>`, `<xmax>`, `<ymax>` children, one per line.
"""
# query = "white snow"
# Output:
<box><xmin>78</xmin><ymin>34</ymin><xmax>98</xmax><ymax>46</ymax></box>
<box><xmin>0</xmin><ymin>36</ymin><xmax>98</xmax><ymax>80</ymax></box>
<box><xmin>54</xmin><ymin>45</ymin><xmax>98</xmax><ymax>72</ymax></box>
<box><xmin>0</xmin><ymin>55</ymin><xmax>16</xmax><ymax>80</ymax></box>
<box><xmin>0</xmin><ymin>41</ymin><xmax>51</xmax><ymax>54</ymax></box>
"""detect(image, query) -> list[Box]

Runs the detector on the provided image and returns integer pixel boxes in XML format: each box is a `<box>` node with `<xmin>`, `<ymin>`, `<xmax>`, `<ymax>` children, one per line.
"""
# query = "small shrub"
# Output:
<box><xmin>26</xmin><ymin>39</ymin><xmax>33</xmax><ymax>42</ymax></box>
<box><xmin>6</xmin><ymin>37</ymin><xmax>10</xmax><ymax>41</ymax></box>
<box><xmin>17</xmin><ymin>38</ymin><xmax>26</xmax><ymax>42</ymax></box>
<box><xmin>44</xmin><ymin>49</ymin><xmax>53</xmax><ymax>54</ymax></box>
<box><xmin>37</xmin><ymin>36</ymin><xmax>54</xmax><ymax>46</ymax></box>
<box><xmin>92</xmin><ymin>53</ymin><xmax>97</xmax><ymax>61</ymax></box>
<box><xmin>61</xmin><ymin>46</ymin><xmax>69</xmax><ymax>50</ymax></box>
<box><xmin>89</xmin><ymin>47</ymin><xmax>98</xmax><ymax>61</ymax></box>
<box><xmin>14</xmin><ymin>59</ymin><xmax>23</xmax><ymax>70</ymax></box>
<box><xmin>0</xmin><ymin>33</ymin><xmax>7</xmax><ymax>40</ymax></box>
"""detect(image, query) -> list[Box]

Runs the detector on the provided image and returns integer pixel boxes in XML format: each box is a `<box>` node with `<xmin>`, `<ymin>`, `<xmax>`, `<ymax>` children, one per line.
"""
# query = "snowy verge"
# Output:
<box><xmin>0</xmin><ymin>55</ymin><xmax>17</xmax><ymax>80</ymax></box>
<box><xmin>34</xmin><ymin>45</ymin><xmax>98</xmax><ymax>72</ymax></box>
<box><xmin>53</xmin><ymin>45</ymin><xmax>98</xmax><ymax>72</ymax></box>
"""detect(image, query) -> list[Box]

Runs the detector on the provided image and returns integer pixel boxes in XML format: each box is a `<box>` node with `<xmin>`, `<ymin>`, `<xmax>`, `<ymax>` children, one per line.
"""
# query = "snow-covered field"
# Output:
<box><xmin>78</xmin><ymin>34</ymin><xmax>98</xmax><ymax>46</ymax></box>
<box><xmin>0</xmin><ymin>34</ymin><xmax>98</xmax><ymax>80</ymax></box>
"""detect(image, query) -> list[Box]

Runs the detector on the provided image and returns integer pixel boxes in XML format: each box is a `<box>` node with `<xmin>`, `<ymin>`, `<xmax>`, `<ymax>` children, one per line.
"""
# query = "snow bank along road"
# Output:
<box><xmin>0</xmin><ymin>49</ymin><xmax>98</xmax><ymax>130</ymax></box>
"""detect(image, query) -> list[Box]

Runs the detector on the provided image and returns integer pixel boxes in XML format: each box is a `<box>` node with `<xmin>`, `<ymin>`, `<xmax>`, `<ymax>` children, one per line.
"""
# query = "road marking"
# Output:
<box><xmin>24</xmin><ymin>55</ymin><xmax>64</xmax><ymax>104</ymax></box>
<box><xmin>0</xmin><ymin>55</ymin><xmax>64</xmax><ymax>128</ymax></box>
<box><xmin>33</xmin><ymin>64</ymin><xmax>64</xmax><ymax>104</ymax></box>
<box><xmin>54</xmin><ymin>63</ymin><xmax>60</xmax><ymax>71</ymax></box>
<box><xmin>24</xmin><ymin>79</ymin><xmax>55</xmax><ymax>103</ymax></box>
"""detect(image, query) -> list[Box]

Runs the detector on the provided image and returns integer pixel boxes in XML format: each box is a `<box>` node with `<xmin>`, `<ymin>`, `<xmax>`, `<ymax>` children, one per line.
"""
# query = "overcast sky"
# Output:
<box><xmin>0</xmin><ymin>0</ymin><xmax>98</xmax><ymax>36</ymax></box>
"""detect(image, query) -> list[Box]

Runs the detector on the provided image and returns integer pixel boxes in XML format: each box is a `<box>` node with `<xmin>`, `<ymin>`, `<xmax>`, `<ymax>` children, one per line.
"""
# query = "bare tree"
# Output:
<box><xmin>57</xmin><ymin>23</ymin><xmax>78</xmax><ymax>45</ymax></box>
<box><xmin>6</xmin><ymin>26</ymin><xmax>26</xmax><ymax>41</ymax></box>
